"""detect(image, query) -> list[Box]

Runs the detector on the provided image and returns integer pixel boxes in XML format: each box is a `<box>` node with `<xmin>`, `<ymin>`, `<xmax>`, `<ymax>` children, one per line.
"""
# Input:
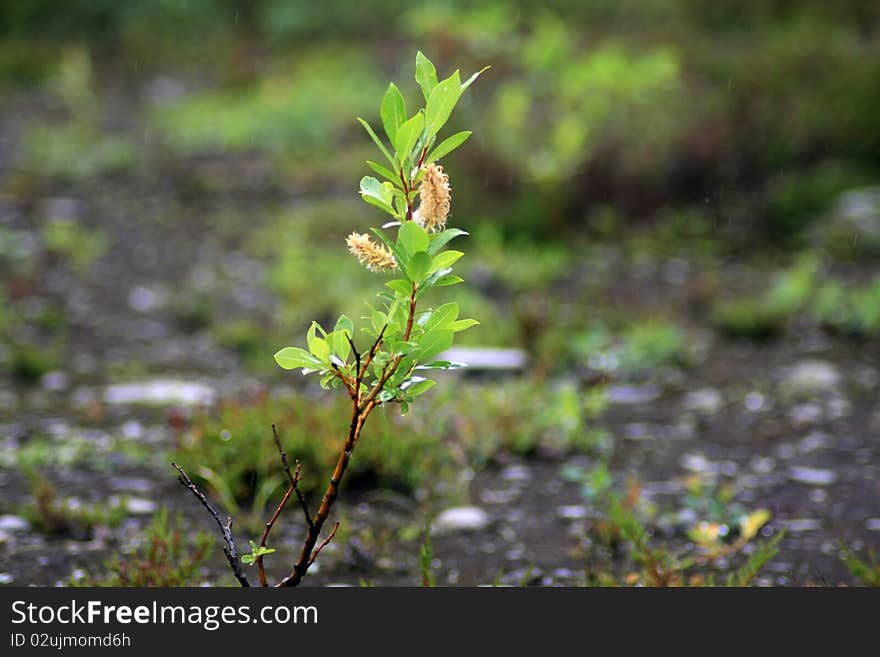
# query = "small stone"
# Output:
<box><xmin>607</xmin><ymin>384</ymin><xmax>661</xmax><ymax>405</ymax></box>
<box><xmin>785</xmin><ymin>518</ymin><xmax>823</xmax><ymax>532</ymax></box>
<box><xmin>123</xmin><ymin>498</ymin><xmax>158</xmax><ymax>515</ymax></box>
<box><xmin>781</xmin><ymin>361</ymin><xmax>841</xmax><ymax>397</ymax></box>
<box><xmin>789</xmin><ymin>403</ymin><xmax>823</xmax><ymax>427</ymax></box>
<box><xmin>436</xmin><ymin>347</ymin><xmax>527</xmax><ymax>371</ymax></box>
<box><xmin>680</xmin><ymin>453</ymin><xmax>717</xmax><ymax>474</ymax></box>
<box><xmin>751</xmin><ymin>457</ymin><xmax>777</xmax><ymax>474</ymax></box>
<box><xmin>865</xmin><ymin>518</ymin><xmax>880</xmax><ymax>532</ymax></box>
<box><xmin>41</xmin><ymin>371</ymin><xmax>68</xmax><ymax>392</ymax></box>
<box><xmin>623</xmin><ymin>423</ymin><xmax>652</xmax><ymax>441</ymax></box>
<box><xmin>128</xmin><ymin>285</ymin><xmax>166</xmax><ymax>313</ymax></box>
<box><xmin>104</xmin><ymin>379</ymin><xmax>216</xmax><ymax>406</ymax></box>
<box><xmin>744</xmin><ymin>392</ymin><xmax>767</xmax><ymax>412</ymax></box>
<box><xmin>799</xmin><ymin>432</ymin><xmax>830</xmax><ymax>454</ymax></box>
<box><xmin>501</xmin><ymin>465</ymin><xmax>531</xmax><ymax>483</ymax></box>
<box><xmin>683</xmin><ymin>388</ymin><xmax>723</xmax><ymax>415</ymax></box>
<box><xmin>433</xmin><ymin>507</ymin><xmax>490</xmax><ymax>534</ymax></box>
<box><xmin>788</xmin><ymin>466</ymin><xmax>837</xmax><ymax>486</ymax></box>
<box><xmin>0</xmin><ymin>515</ymin><xmax>30</xmax><ymax>532</ymax></box>
<box><xmin>0</xmin><ymin>573</ymin><xmax>13</xmax><ymax>584</ymax></box>
<box><xmin>557</xmin><ymin>505</ymin><xmax>587</xmax><ymax>520</ymax></box>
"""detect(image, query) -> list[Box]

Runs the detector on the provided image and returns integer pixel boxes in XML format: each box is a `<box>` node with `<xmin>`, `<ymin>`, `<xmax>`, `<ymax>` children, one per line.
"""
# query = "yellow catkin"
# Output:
<box><xmin>346</xmin><ymin>232</ymin><xmax>397</xmax><ymax>272</ymax></box>
<box><xmin>414</xmin><ymin>163</ymin><xmax>451</xmax><ymax>232</ymax></box>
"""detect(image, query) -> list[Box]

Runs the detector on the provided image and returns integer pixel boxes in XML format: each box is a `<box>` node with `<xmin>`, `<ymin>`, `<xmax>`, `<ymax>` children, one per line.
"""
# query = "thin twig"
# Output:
<box><xmin>347</xmin><ymin>334</ymin><xmax>361</xmax><ymax>384</ymax></box>
<box><xmin>272</xmin><ymin>425</ymin><xmax>312</xmax><ymax>528</ymax></box>
<box><xmin>256</xmin><ymin>484</ymin><xmax>294</xmax><ymax>587</ymax></box>
<box><xmin>309</xmin><ymin>521</ymin><xmax>340</xmax><ymax>566</ymax></box>
<box><xmin>172</xmin><ymin>462</ymin><xmax>249</xmax><ymax>587</ymax></box>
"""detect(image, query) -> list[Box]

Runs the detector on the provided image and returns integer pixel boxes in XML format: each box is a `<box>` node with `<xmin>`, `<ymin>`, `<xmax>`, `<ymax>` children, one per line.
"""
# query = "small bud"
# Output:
<box><xmin>346</xmin><ymin>232</ymin><xmax>397</xmax><ymax>272</ymax></box>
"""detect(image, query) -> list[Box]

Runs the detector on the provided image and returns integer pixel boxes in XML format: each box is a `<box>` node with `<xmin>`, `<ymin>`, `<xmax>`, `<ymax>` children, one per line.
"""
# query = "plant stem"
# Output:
<box><xmin>278</xmin><ymin>283</ymin><xmax>418</xmax><ymax>587</ymax></box>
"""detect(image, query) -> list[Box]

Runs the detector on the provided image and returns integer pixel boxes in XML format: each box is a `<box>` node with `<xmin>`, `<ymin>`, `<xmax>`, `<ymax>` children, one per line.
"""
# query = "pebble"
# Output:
<box><xmin>436</xmin><ymin>347</ymin><xmax>527</xmax><ymax>371</ymax></box>
<box><xmin>781</xmin><ymin>361</ymin><xmax>841</xmax><ymax>396</ymax></box>
<box><xmin>682</xmin><ymin>388</ymin><xmax>723</xmax><ymax>415</ymax></box>
<box><xmin>789</xmin><ymin>403</ymin><xmax>823</xmax><ymax>426</ymax></box>
<box><xmin>104</xmin><ymin>379</ymin><xmax>216</xmax><ymax>406</ymax></box>
<box><xmin>607</xmin><ymin>384</ymin><xmax>661</xmax><ymax>405</ymax></box>
<box><xmin>557</xmin><ymin>505</ymin><xmax>587</xmax><ymax>520</ymax></box>
<box><xmin>0</xmin><ymin>515</ymin><xmax>31</xmax><ymax>532</ymax></box>
<box><xmin>501</xmin><ymin>465</ymin><xmax>531</xmax><ymax>482</ymax></box>
<box><xmin>123</xmin><ymin>497</ymin><xmax>158</xmax><ymax>515</ymax></box>
<box><xmin>41</xmin><ymin>371</ymin><xmax>68</xmax><ymax>392</ymax></box>
<box><xmin>680</xmin><ymin>453</ymin><xmax>717</xmax><ymax>474</ymax></box>
<box><xmin>433</xmin><ymin>507</ymin><xmax>490</xmax><ymax>534</ymax></box>
<box><xmin>788</xmin><ymin>466</ymin><xmax>837</xmax><ymax>486</ymax></box>
<box><xmin>785</xmin><ymin>518</ymin><xmax>823</xmax><ymax>532</ymax></box>
<box><xmin>866</xmin><ymin>518</ymin><xmax>880</xmax><ymax>532</ymax></box>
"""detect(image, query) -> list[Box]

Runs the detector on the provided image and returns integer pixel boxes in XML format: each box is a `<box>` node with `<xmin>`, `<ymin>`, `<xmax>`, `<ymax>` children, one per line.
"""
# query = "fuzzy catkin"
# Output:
<box><xmin>346</xmin><ymin>232</ymin><xmax>397</xmax><ymax>272</ymax></box>
<box><xmin>414</xmin><ymin>163</ymin><xmax>451</xmax><ymax>232</ymax></box>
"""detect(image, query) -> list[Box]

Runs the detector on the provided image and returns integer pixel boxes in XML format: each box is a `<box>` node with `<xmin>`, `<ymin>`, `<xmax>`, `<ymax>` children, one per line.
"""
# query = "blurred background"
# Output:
<box><xmin>1</xmin><ymin>1</ymin><xmax>878</xmax><ymax>586</ymax></box>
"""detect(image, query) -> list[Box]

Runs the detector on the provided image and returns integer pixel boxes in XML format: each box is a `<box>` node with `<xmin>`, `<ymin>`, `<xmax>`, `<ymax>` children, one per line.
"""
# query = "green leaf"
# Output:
<box><xmin>371</xmin><ymin>310</ymin><xmax>387</xmax><ymax>334</ymax></box>
<box><xmin>398</xmin><ymin>221</ymin><xmax>429</xmax><ymax>254</ymax></box>
<box><xmin>424</xmin><ymin>302</ymin><xmax>459</xmax><ymax>331</ymax></box>
<box><xmin>402</xmin><ymin>378</ymin><xmax>435</xmax><ymax>398</ymax></box>
<box><xmin>386</xmin><ymin>279</ymin><xmax>412</xmax><ymax>297</ymax></box>
<box><xmin>328</xmin><ymin>330</ymin><xmax>351</xmax><ymax>363</ymax></box>
<box><xmin>380</xmin><ymin>82</ymin><xmax>407</xmax><ymax>143</ymax></box>
<box><xmin>449</xmin><ymin>318</ymin><xmax>479</xmax><ymax>332</ymax></box>
<box><xmin>430</xmin><ymin>250</ymin><xmax>464</xmax><ymax>273</ymax></box>
<box><xmin>334</xmin><ymin>314</ymin><xmax>354</xmax><ymax>338</ymax></box>
<box><xmin>367</xmin><ymin>160</ymin><xmax>401</xmax><ymax>186</ymax></box>
<box><xmin>360</xmin><ymin>176</ymin><xmax>394</xmax><ymax>208</ymax></box>
<box><xmin>415</xmin><ymin>51</ymin><xmax>438</xmax><ymax>101</ymax></box>
<box><xmin>407</xmin><ymin>250</ymin><xmax>432</xmax><ymax>283</ymax></box>
<box><xmin>426</xmin><ymin>131</ymin><xmax>471</xmax><ymax>162</ymax></box>
<box><xmin>274</xmin><ymin>347</ymin><xmax>321</xmax><ymax>370</ymax></box>
<box><xmin>415</xmin><ymin>360</ymin><xmax>467</xmax><ymax>370</ymax></box>
<box><xmin>307</xmin><ymin>322</ymin><xmax>331</xmax><ymax>362</ymax></box>
<box><xmin>425</xmin><ymin>71</ymin><xmax>462</xmax><ymax>137</ymax></box>
<box><xmin>434</xmin><ymin>274</ymin><xmax>464</xmax><ymax>287</ymax></box>
<box><xmin>394</xmin><ymin>112</ymin><xmax>425</xmax><ymax>162</ymax></box>
<box><xmin>415</xmin><ymin>329</ymin><xmax>454</xmax><ymax>360</ymax></box>
<box><xmin>461</xmin><ymin>65</ymin><xmax>490</xmax><ymax>91</ymax></box>
<box><xmin>427</xmin><ymin>228</ymin><xmax>468</xmax><ymax>254</ymax></box>
<box><xmin>357</xmin><ymin>118</ymin><xmax>395</xmax><ymax>167</ymax></box>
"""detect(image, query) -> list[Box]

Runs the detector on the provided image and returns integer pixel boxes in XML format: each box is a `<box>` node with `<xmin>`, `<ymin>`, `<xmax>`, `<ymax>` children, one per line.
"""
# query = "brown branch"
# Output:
<box><xmin>331</xmin><ymin>362</ymin><xmax>356</xmax><ymax>398</ymax></box>
<box><xmin>276</xmin><ymin>286</ymin><xmax>418</xmax><ymax>588</ymax></box>
<box><xmin>256</xmin><ymin>484</ymin><xmax>293</xmax><ymax>586</ymax></box>
<box><xmin>172</xmin><ymin>462</ymin><xmax>250</xmax><ymax>587</ymax></box>
<box><xmin>347</xmin><ymin>335</ymin><xmax>361</xmax><ymax>385</ymax></box>
<box><xmin>272</xmin><ymin>424</ymin><xmax>312</xmax><ymax>528</ymax></box>
<box><xmin>309</xmin><ymin>521</ymin><xmax>340</xmax><ymax>566</ymax></box>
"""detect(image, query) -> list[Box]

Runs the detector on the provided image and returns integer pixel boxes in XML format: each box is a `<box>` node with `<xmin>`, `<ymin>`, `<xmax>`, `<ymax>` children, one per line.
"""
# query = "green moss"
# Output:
<box><xmin>73</xmin><ymin>509</ymin><xmax>214</xmax><ymax>587</ymax></box>
<box><xmin>174</xmin><ymin>380</ymin><xmax>606</xmax><ymax>509</ymax></box>
<box><xmin>19</xmin><ymin>123</ymin><xmax>137</xmax><ymax>181</ymax></box>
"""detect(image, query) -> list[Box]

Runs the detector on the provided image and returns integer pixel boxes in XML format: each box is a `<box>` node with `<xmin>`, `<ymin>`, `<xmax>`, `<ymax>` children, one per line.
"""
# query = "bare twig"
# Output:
<box><xmin>272</xmin><ymin>425</ymin><xmax>312</xmax><ymax>528</ymax></box>
<box><xmin>309</xmin><ymin>521</ymin><xmax>340</xmax><ymax>566</ymax></box>
<box><xmin>172</xmin><ymin>462</ymin><xmax>249</xmax><ymax>587</ymax></box>
<box><xmin>256</xmin><ymin>484</ymin><xmax>294</xmax><ymax>586</ymax></box>
<box><xmin>347</xmin><ymin>335</ymin><xmax>361</xmax><ymax>386</ymax></box>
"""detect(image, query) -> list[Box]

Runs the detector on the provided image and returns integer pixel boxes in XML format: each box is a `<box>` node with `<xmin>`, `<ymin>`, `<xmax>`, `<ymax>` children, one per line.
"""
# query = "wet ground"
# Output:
<box><xmin>1</xmin><ymin>80</ymin><xmax>878</xmax><ymax>587</ymax></box>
